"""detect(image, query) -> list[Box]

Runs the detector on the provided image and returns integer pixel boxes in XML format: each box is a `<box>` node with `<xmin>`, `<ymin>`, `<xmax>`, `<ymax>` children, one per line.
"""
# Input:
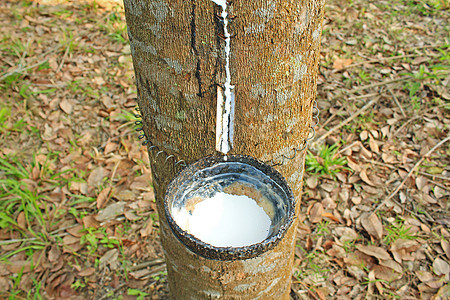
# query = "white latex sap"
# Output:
<box><xmin>211</xmin><ymin>0</ymin><xmax>235</xmax><ymax>155</ymax></box>
<box><xmin>176</xmin><ymin>192</ymin><xmax>271</xmax><ymax>247</ymax></box>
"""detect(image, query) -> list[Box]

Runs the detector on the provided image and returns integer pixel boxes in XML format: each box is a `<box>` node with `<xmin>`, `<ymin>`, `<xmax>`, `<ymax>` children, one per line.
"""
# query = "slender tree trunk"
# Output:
<box><xmin>123</xmin><ymin>0</ymin><xmax>325</xmax><ymax>298</ymax></box>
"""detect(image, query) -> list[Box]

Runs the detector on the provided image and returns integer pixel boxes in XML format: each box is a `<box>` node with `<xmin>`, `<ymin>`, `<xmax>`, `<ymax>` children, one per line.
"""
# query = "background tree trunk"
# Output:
<box><xmin>123</xmin><ymin>0</ymin><xmax>325</xmax><ymax>298</ymax></box>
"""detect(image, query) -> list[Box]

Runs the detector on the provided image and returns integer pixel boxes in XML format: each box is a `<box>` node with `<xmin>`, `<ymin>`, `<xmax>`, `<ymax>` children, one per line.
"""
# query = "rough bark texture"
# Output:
<box><xmin>123</xmin><ymin>0</ymin><xmax>325</xmax><ymax>298</ymax></box>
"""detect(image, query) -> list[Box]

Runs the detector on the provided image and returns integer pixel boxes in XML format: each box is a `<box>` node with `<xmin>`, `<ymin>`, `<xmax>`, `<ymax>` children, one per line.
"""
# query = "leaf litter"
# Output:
<box><xmin>0</xmin><ymin>0</ymin><xmax>448</xmax><ymax>299</ymax></box>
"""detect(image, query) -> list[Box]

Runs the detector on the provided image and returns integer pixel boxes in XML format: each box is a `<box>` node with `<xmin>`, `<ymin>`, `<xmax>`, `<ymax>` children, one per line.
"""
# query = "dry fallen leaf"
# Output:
<box><xmin>360</xmin><ymin>130</ymin><xmax>369</xmax><ymax>141</ymax></box>
<box><xmin>372</xmin><ymin>265</ymin><xmax>401</xmax><ymax>281</ymax></box>
<box><xmin>333</xmin><ymin>58</ymin><xmax>353</xmax><ymax>70</ymax></box>
<box><xmin>432</xmin><ymin>257</ymin><xmax>449</xmax><ymax>276</ymax></box>
<box><xmin>390</xmin><ymin>238</ymin><xmax>420</xmax><ymax>263</ymax></box>
<box><xmin>309</xmin><ymin>202</ymin><xmax>324</xmax><ymax>223</ymax></box>
<box><xmin>367</xmin><ymin>270</ymin><xmax>376</xmax><ymax>296</ymax></box>
<box><xmin>346</xmin><ymin>265</ymin><xmax>366</xmax><ymax>281</ymax></box>
<box><xmin>334</xmin><ymin>227</ymin><xmax>358</xmax><ymax>242</ymax></box>
<box><xmin>359</xmin><ymin>169</ymin><xmax>375</xmax><ymax>186</ymax></box>
<box><xmin>360</xmin><ymin>212</ymin><xmax>383</xmax><ymax>240</ymax></box>
<box><xmin>59</xmin><ymin>99</ymin><xmax>73</xmax><ymax>114</ymax></box>
<box><xmin>306</xmin><ymin>176</ymin><xmax>319</xmax><ymax>189</ymax></box>
<box><xmin>391</xmin><ymin>249</ymin><xmax>413</xmax><ymax>263</ymax></box>
<box><xmin>434</xmin><ymin>186</ymin><xmax>445</xmax><ymax>199</ymax></box>
<box><xmin>62</xmin><ymin>235</ymin><xmax>79</xmax><ymax>246</ymax></box>
<box><xmin>66</xmin><ymin>225</ymin><xmax>84</xmax><ymax>238</ymax></box>
<box><xmin>322</xmin><ymin>212</ymin><xmax>340</xmax><ymax>223</ymax></box>
<box><xmin>99</xmin><ymin>249</ymin><xmax>119</xmax><ymax>271</ymax></box>
<box><xmin>425</xmin><ymin>278</ymin><xmax>444</xmax><ymax>289</ymax></box>
<box><xmin>434</xmin><ymin>285</ymin><xmax>450</xmax><ymax>299</ymax></box>
<box><xmin>101</xmin><ymin>95</ymin><xmax>115</xmax><ymax>109</ymax></box>
<box><xmin>391</xmin><ymin>239</ymin><xmax>420</xmax><ymax>252</ymax></box>
<box><xmin>124</xmin><ymin>210</ymin><xmax>140</xmax><ymax>221</ymax></box>
<box><xmin>17</xmin><ymin>212</ymin><xmax>26</xmax><ymax>229</ymax></box>
<box><xmin>415</xmin><ymin>175</ymin><xmax>428</xmax><ymax>190</ymax></box>
<box><xmin>140</xmin><ymin>219</ymin><xmax>153</xmax><ymax>237</ymax></box>
<box><xmin>48</xmin><ymin>245</ymin><xmax>61</xmax><ymax>263</ymax></box>
<box><xmin>441</xmin><ymin>240</ymin><xmax>450</xmax><ymax>260</ymax></box>
<box><xmin>87</xmin><ymin>167</ymin><xmax>105</xmax><ymax>188</ymax></box>
<box><xmin>69</xmin><ymin>181</ymin><xmax>88</xmax><ymax>195</ymax></box>
<box><xmin>0</xmin><ymin>276</ymin><xmax>11</xmax><ymax>294</ymax></box>
<box><xmin>96</xmin><ymin>202</ymin><xmax>126</xmax><ymax>223</ymax></box>
<box><xmin>82</xmin><ymin>215</ymin><xmax>100</xmax><ymax>229</ymax></box>
<box><xmin>346</xmin><ymin>156</ymin><xmax>361</xmax><ymax>172</ymax></box>
<box><xmin>143</xmin><ymin>191</ymin><xmax>155</xmax><ymax>202</ymax></box>
<box><xmin>356</xmin><ymin>244</ymin><xmax>391</xmax><ymax>261</ymax></box>
<box><xmin>5</xmin><ymin>260</ymin><xmax>32</xmax><ymax>274</ymax></box>
<box><xmin>97</xmin><ymin>187</ymin><xmax>112</xmax><ymax>209</ymax></box>
<box><xmin>369</xmin><ymin>137</ymin><xmax>379</xmax><ymax>153</ymax></box>
<box><xmin>351</xmin><ymin>196</ymin><xmax>361</xmax><ymax>205</ymax></box>
<box><xmin>416</xmin><ymin>270</ymin><xmax>434</xmax><ymax>283</ymax></box>
<box><xmin>359</xmin><ymin>145</ymin><xmax>373</xmax><ymax>159</ymax></box>
<box><xmin>114</xmin><ymin>189</ymin><xmax>136</xmax><ymax>201</ymax></box>
<box><xmin>104</xmin><ymin>141</ymin><xmax>118</xmax><ymax>155</ymax></box>
<box><xmin>78</xmin><ymin>267</ymin><xmax>95</xmax><ymax>277</ymax></box>
<box><xmin>379</xmin><ymin>259</ymin><xmax>402</xmax><ymax>273</ymax></box>
<box><xmin>130</xmin><ymin>173</ymin><xmax>153</xmax><ymax>191</ymax></box>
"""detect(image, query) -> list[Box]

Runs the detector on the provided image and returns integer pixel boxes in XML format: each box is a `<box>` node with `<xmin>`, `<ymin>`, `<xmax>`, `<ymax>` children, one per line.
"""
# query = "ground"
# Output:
<box><xmin>0</xmin><ymin>0</ymin><xmax>448</xmax><ymax>299</ymax></box>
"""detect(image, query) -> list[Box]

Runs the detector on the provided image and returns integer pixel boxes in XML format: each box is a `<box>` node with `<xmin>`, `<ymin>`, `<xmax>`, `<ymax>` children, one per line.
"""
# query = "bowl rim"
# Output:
<box><xmin>164</xmin><ymin>154</ymin><xmax>296</xmax><ymax>261</ymax></box>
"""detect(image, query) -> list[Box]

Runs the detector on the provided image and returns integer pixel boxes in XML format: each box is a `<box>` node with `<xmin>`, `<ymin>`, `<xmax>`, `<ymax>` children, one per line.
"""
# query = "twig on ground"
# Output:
<box><xmin>319</xmin><ymin>93</ymin><xmax>379</xmax><ymax>132</ymax></box>
<box><xmin>389</xmin><ymin>196</ymin><xmax>434</xmax><ymax>224</ymax></box>
<box><xmin>293</xmin><ymin>281</ymin><xmax>320</xmax><ymax>300</ymax></box>
<box><xmin>0</xmin><ymin>224</ymin><xmax>79</xmax><ymax>246</ymax></box>
<box><xmin>392</xmin><ymin>116</ymin><xmax>420</xmax><ymax>137</ymax></box>
<box><xmin>337</xmin><ymin>141</ymin><xmax>359</xmax><ymax>155</ymax></box>
<box><xmin>391</xmin><ymin>103</ymin><xmax>448</xmax><ymax>139</ymax></box>
<box><xmin>427</xmin><ymin>180</ymin><xmax>450</xmax><ymax>191</ymax></box>
<box><xmin>387</xmin><ymin>86</ymin><xmax>406</xmax><ymax>117</ymax></box>
<box><xmin>98</xmin><ymin>283</ymin><xmax>127</xmax><ymax>300</ymax></box>
<box><xmin>143</xmin><ymin>264</ymin><xmax>167</xmax><ymax>279</ymax></box>
<box><xmin>56</xmin><ymin>44</ymin><xmax>70</xmax><ymax>74</ymax></box>
<box><xmin>332</xmin><ymin>54</ymin><xmax>418</xmax><ymax>72</ymax></box>
<box><xmin>349</xmin><ymin>93</ymin><xmax>379</xmax><ymax>100</ymax></box>
<box><xmin>349</xmin><ymin>78</ymin><xmax>409</xmax><ymax>94</ymax></box>
<box><xmin>0</xmin><ymin>46</ymin><xmax>60</xmax><ymax>81</ymax></box>
<box><xmin>374</xmin><ymin>136</ymin><xmax>450</xmax><ymax>212</ymax></box>
<box><xmin>317</xmin><ymin>107</ymin><xmax>344</xmax><ymax>132</ymax></box>
<box><xmin>417</xmin><ymin>171</ymin><xmax>449</xmax><ymax>181</ymax></box>
<box><xmin>0</xmin><ymin>61</ymin><xmax>42</xmax><ymax>81</ymax></box>
<box><xmin>129</xmin><ymin>258</ymin><xmax>165</xmax><ymax>272</ymax></box>
<box><xmin>361</xmin><ymin>158</ymin><xmax>397</xmax><ymax>169</ymax></box>
<box><xmin>313</xmin><ymin>98</ymin><xmax>379</xmax><ymax>146</ymax></box>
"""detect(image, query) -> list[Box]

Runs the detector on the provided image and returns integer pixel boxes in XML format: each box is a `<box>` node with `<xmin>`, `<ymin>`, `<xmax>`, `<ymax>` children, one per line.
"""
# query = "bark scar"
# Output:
<box><xmin>190</xmin><ymin>2</ymin><xmax>203</xmax><ymax>97</ymax></box>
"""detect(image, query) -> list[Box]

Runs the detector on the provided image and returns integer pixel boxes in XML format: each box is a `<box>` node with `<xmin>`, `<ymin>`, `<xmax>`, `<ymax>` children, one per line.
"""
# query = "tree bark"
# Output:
<box><xmin>123</xmin><ymin>0</ymin><xmax>325</xmax><ymax>298</ymax></box>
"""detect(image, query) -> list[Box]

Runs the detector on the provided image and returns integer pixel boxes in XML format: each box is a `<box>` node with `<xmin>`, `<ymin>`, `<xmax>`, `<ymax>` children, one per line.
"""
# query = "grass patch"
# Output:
<box><xmin>0</xmin><ymin>153</ymin><xmax>73</xmax><ymax>261</ymax></box>
<box><xmin>383</xmin><ymin>218</ymin><xmax>417</xmax><ymax>245</ymax></box>
<box><xmin>306</xmin><ymin>144</ymin><xmax>349</xmax><ymax>177</ymax></box>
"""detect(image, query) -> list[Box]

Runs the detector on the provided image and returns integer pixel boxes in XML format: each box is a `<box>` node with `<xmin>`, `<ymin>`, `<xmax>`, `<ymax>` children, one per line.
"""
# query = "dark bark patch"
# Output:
<box><xmin>190</xmin><ymin>2</ymin><xmax>203</xmax><ymax>97</ymax></box>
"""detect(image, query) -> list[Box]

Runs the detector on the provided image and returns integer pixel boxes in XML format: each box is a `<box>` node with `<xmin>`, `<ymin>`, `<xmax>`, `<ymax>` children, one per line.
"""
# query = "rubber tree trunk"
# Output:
<box><xmin>123</xmin><ymin>0</ymin><xmax>325</xmax><ymax>298</ymax></box>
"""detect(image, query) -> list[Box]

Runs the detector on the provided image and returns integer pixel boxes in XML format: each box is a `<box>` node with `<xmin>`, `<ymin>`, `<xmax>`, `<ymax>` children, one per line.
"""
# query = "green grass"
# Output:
<box><xmin>80</xmin><ymin>227</ymin><xmax>120</xmax><ymax>255</ymax></box>
<box><xmin>383</xmin><ymin>218</ymin><xmax>417</xmax><ymax>245</ymax></box>
<box><xmin>316</xmin><ymin>220</ymin><xmax>331</xmax><ymax>236</ymax></box>
<box><xmin>127</xmin><ymin>288</ymin><xmax>149</xmax><ymax>300</ymax></box>
<box><xmin>0</xmin><ymin>153</ymin><xmax>75</xmax><ymax>263</ymax></box>
<box><xmin>357</xmin><ymin>70</ymin><xmax>371</xmax><ymax>83</ymax></box>
<box><xmin>306</xmin><ymin>144</ymin><xmax>349</xmax><ymax>177</ymax></box>
<box><xmin>68</xmin><ymin>79</ymin><xmax>101</xmax><ymax>99</ymax></box>
<box><xmin>0</xmin><ymin>156</ymin><xmax>46</xmax><ymax>230</ymax></box>
<box><xmin>98</xmin><ymin>10</ymin><xmax>128</xmax><ymax>44</ymax></box>
<box><xmin>59</xmin><ymin>28</ymin><xmax>78</xmax><ymax>53</ymax></box>
<box><xmin>293</xmin><ymin>247</ymin><xmax>331</xmax><ymax>283</ymax></box>
<box><xmin>71</xmin><ymin>278</ymin><xmax>87</xmax><ymax>291</ymax></box>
